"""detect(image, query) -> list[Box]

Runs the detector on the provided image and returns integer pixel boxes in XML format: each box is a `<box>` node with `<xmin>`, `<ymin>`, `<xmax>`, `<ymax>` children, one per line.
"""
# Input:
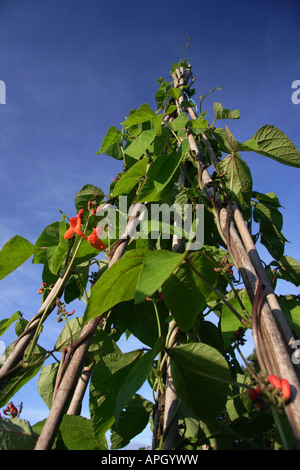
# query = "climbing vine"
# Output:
<box><xmin>1</xmin><ymin>56</ymin><xmax>300</xmax><ymax>451</ymax></box>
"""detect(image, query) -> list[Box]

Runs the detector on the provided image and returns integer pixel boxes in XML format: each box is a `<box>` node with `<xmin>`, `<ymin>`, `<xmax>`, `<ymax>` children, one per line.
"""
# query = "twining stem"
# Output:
<box><xmin>251</xmin><ymin>274</ymin><xmax>272</xmax><ymax>376</ymax></box>
<box><xmin>152</xmin><ymin>300</ymin><xmax>164</xmax><ymax>396</ymax></box>
<box><xmin>185</xmin><ymin>257</ymin><xmax>246</xmax><ymax>325</ymax></box>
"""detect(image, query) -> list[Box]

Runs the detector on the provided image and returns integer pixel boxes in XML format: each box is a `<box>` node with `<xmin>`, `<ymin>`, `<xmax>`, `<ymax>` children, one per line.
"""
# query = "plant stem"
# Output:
<box><xmin>185</xmin><ymin>257</ymin><xmax>246</xmax><ymax>324</ymax></box>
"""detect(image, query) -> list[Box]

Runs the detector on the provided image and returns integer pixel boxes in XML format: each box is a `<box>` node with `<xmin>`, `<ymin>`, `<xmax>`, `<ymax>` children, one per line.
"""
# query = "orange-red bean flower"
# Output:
<box><xmin>64</xmin><ymin>212</ymin><xmax>85</xmax><ymax>240</ymax></box>
<box><xmin>86</xmin><ymin>225</ymin><xmax>106</xmax><ymax>251</ymax></box>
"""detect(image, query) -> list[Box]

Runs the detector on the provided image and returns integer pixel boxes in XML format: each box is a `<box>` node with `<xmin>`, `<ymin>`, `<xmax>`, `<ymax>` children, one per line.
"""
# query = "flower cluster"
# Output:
<box><xmin>248</xmin><ymin>374</ymin><xmax>291</xmax><ymax>410</ymax></box>
<box><xmin>37</xmin><ymin>282</ymin><xmax>46</xmax><ymax>294</ymax></box>
<box><xmin>1</xmin><ymin>402</ymin><xmax>18</xmax><ymax>418</ymax></box>
<box><xmin>55</xmin><ymin>298</ymin><xmax>75</xmax><ymax>323</ymax></box>
<box><xmin>64</xmin><ymin>208</ymin><xmax>106</xmax><ymax>251</ymax></box>
<box><xmin>214</xmin><ymin>255</ymin><xmax>234</xmax><ymax>276</ymax></box>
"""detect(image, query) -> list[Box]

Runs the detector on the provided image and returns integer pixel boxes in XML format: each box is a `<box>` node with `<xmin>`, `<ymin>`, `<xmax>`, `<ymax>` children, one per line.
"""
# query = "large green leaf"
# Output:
<box><xmin>97</xmin><ymin>126</ymin><xmax>122</xmax><ymax>157</ymax></box>
<box><xmin>47</xmin><ymin>218</ymin><xmax>69</xmax><ymax>275</ymax></box>
<box><xmin>38</xmin><ymin>363</ymin><xmax>59</xmax><ymax>409</ymax></box>
<box><xmin>0</xmin><ymin>236</ymin><xmax>38</xmax><ymax>280</ymax></box>
<box><xmin>110</xmin><ymin>394</ymin><xmax>153</xmax><ymax>449</ymax></box>
<box><xmin>170</xmin><ymin>113</ymin><xmax>189</xmax><ymax>131</ymax></box>
<box><xmin>83</xmin><ymin>249</ymin><xmax>149</xmax><ymax>324</ymax></box>
<box><xmin>162</xmin><ymin>252</ymin><xmax>219</xmax><ymax>331</ymax></box>
<box><xmin>240</xmin><ymin>125</ymin><xmax>300</xmax><ymax>168</ymax></box>
<box><xmin>186</xmin><ymin>117</ymin><xmax>209</xmax><ymax>133</ymax></box>
<box><xmin>167</xmin><ymin>342</ymin><xmax>230</xmax><ymax>421</ymax></box>
<box><xmin>218</xmin><ymin>153</ymin><xmax>252</xmax><ymax>207</ymax></box>
<box><xmin>74</xmin><ymin>184</ymin><xmax>104</xmax><ymax>214</ymax></box>
<box><xmin>121</xmin><ymin>104</ymin><xmax>156</xmax><ymax>128</ymax></box>
<box><xmin>57</xmin><ymin>415</ymin><xmax>107</xmax><ymax>450</ymax></box>
<box><xmin>0</xmin><ymin>417</ymin><xmax>38</xmax><ymax>450</ymax></box>
<box><xmin>253</xmin><ymin>201</ymin><xmax>283</xmax><ymax>231</ymax></box>
<box><xmin>112</xmin><ymin>157</ymin><xmax>148</xmax><ymax>197</ymax></box>
<box><xmin>260</xmin><ymin>221</ymin><xmax>286</xmax><ymax>261</ymax></box>
<box><xmin>277</xmin><ymin>256</ymin><xmax>300</xmax><ymax>287</ymax></box>
<box><xmin>33</xmin><ymin>222</ymin><xmax>60</xmax><ymax>264</ymax></box>
<box><xmin>134</xmin><ymin>249</ymin><xmax>186</xmax><ymax>304</ymax></box>
<box><xmin>124</xmin><ymin>128</ymin><xmax>156</xmax><ymax>160</ymax></box>
<box><xmin>135</xmin><ymin>140</ymin><xmax>188</xmax><ymax>203</ymax></box>
<box><xmin>89</xmin><ymin>349</ymin><xmax>142</xmax><ymax>440</ymax></box>
<box><xmin>115</xmin><ymin>336</ymin><xmax>164</xmax><ymax>423</ymax></box>
<box><xmin>251</xmin><ymin>192</ymin><xmax>286</xmax><ymax>260</ymax></box>
<box><xmin>110</xmin><ymin>298</ymin><xmax>169</xmax><ymax>348</ymax></box>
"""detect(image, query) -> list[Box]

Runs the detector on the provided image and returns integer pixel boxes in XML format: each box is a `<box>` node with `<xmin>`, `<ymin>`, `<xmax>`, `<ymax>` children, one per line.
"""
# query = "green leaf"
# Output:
<box><xmin>110</xmin><ymin>394</ymin><xmax>153</xmax><ymax>449</ymax></box>
<box><xmin>47</xmin><ymin>219</ymin><xmax>69</xmax><ymax>275</ymax></box>
<box><xmin>124</xmin><ymin>128</ymin><xmax>156</xmax><ymax>160</ymax></box>
<box><xmin>89</xmin><ymin>349</ymin><xmax>142</xmax><ymax>440</ymax></box>
<box><xmin>57</xmin><ymin>415</ymin><xmax>107</xmax><ymax>450</ymax></box>
<box><xmin>110</xmin><ymin>298</ymin><xmax>169</xmax><ymax>347</ymax></box>
<box><xmin>167</xmin><ymin>342</ymin><xmax>230</xmax><ymax>421</ymax></box>
<box><xmin>253</xmin><ymin>201</ymin><xmax>283</xmax><ymax>231</ymax></box>
<box><xmin>0</xmin><ymin>344</ymin><xmax>46</xmax><ymax>407</ymax></box>
<box><xmin>83</xmin><ymin>249</ymin><xmax>149</xmax><ymax>324</ymax></box>
<box><xmin>54</xmin><ymin>317</ymin><xmax>84</xmax><ymax>351</ymax></box>
<box><xmin>240</xmin><ymin>125</ymin><xmax>300</xmax><ymax>168</ymax></box>
<box><xmin>0</xmin><ymin>311</ymin><xmax>19</xmax><ymax>336</ymax></box>
<box><xmin>0</xmin><ymin>236</ymin><xmax>38</xmax><ymax>280</ymax></box>
<box><xmin>260</xmin><ymin>222</ymin><xmax>286</xmax><ymax>261</ymax></box>
<box><xmin>75</xmin><ymin>184</ymin><xmax>104</xmax><ymax>215</ymax></box>
<box><xmin>277</xmin><ymin>256</ymin><xmax>300</xmax><ymax>287</ymax></box>
<box><xmin>121</xmin><ymin>104</ymin><xmax>156</xmax><ymax>128</ymax></box>
<box><xmin>33</xmin><ymin>222</ymin><xmax>60</xmax><ymax>264</ymax></box>
<box><xmin>252</xmin><ymin>191</ymin><xmax>282</xmax><ymax>208</ymax></box>
<box><xmin>112</xmin><ymin>157</ymin><xmax>148</xmax><ymax>197</ymax></box>
<box><xmin>115</xmin><ymin>336</ymin><xmax>164</xmax><ymax>423</ymax></box>
<box><xmin>170</xmin><ymin>113</ymin><xmax>189</xmax><ymax>131</ymax></box>
<box><xmin>218</xmin><ymin>154</ymin><xmax>253</xmax><ymax>207</ymax></box>
<box><xmin>97</xmin><ymin>126</ymin><xmax>122</xmax><ymax>156</ymax></box>
<box><xmin>135</xmin><ymin>249</ymin><xmax>186</xmax><ymax>304</ymax></box>
<box><xmin>213</xmin><ymin>102</ymin><xmax>240</xmax><ymax>120</ymax></box>
<box><xmin>212</xmin><ymin>127</ymin><xmax>234</xmax><ymax>154</ymax></box>
<box><xmin>0</xmin><ymin>417</ymin><xmax>38</xmax><ymax>450</ymax></box>
<box><xmin>278</xmin><ymin>295</ymin><xmax>300</xmax><ymax>337</ymax></box>
<box><xmin>135</xmin><ymin>140</ymin><xmax>187</xmax><ymax>203</ymax></box>
<box><xmin>221</xmin><ymin>291</ymin><xmax>251</xmax><ymax>348</ymax></box>
<box><xmin>162</xmin><ymin>252</ymin><xmax>219</xmax><ymax>331</ymax></box>
<box><xmin>187</xmin><ymin>117</ymin><xmax>209</xmax><ymax>132</ymax></box>
<box><xmin>38</xmin><ymin>363</ymin><xmax>59</xmax><ymax>409</ymax></box>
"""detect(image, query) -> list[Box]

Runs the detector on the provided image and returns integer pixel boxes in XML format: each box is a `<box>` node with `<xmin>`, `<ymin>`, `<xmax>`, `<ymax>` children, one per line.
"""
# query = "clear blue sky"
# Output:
<box><xmin>0</xmin><ymin>0</ymin><xmax>299</xmax><ymax>449</ymax></box>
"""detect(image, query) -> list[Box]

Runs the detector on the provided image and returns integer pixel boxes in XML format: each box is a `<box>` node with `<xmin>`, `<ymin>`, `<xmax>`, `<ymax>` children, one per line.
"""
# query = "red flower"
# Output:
<box><xmin>86</xmin><ymin>226</ymin><xmax>106</xmax><ymax>251</ymax></box>
<box><xmin>64</xmin><ymin>215</ymin><xmax>85</xmax><ymax>240</ymax></box>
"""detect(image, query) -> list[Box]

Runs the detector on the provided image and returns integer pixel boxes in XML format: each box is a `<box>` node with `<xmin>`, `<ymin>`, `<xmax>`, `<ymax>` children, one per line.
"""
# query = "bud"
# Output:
<box><xmin>280</xmin><ymin>379</ymin><xmax>291</xmax><ymax>401</ymax></box>
<box><xmin>268</xmin><ymin>374</ymin><xmax>282</xmax><ymax>390</ymax></box>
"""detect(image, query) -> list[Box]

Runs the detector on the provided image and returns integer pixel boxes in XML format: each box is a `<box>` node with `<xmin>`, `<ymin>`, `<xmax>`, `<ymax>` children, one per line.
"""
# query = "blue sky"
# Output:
<box><xmin>0</xmin><ymin>0</ymin><xmax>300</xmax><ymax>449</ymax></box>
